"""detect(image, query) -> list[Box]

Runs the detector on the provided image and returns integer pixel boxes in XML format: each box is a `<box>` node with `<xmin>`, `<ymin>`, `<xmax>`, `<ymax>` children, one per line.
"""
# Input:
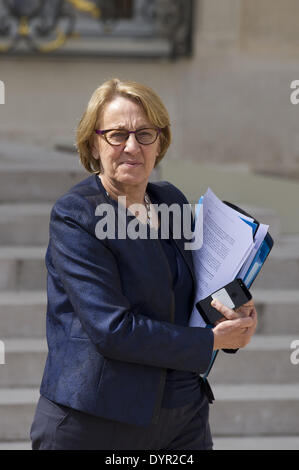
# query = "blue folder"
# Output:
<box><xmin>200</xmin><ymin>200</ymin><xmax>274</xmax><ymax>380</ymax></box>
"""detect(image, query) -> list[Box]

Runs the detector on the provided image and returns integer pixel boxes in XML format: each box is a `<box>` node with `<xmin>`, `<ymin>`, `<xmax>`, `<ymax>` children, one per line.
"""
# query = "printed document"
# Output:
<box><xmin>189</xmin><ymin>188</ymin><xmax>254</xmax><ymax>327</ymax></box>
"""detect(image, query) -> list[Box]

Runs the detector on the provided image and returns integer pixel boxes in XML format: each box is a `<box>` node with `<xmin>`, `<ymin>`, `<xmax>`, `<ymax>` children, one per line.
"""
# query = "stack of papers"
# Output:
<box><xmin>189</xmin><ymin>188</ymin><xmax>270</xmax><ymax>328</ymax></box>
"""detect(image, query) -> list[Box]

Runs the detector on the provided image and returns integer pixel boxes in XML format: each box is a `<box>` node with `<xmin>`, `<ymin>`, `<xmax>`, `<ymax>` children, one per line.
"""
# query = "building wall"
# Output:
<box><xmin>0</xmin><ymin>0</ymin><xmax>299</xmax><ymax>178</ymax></box>
<box><xmin>241</xmin><ymin>0</ymin><xmax>299</xmax><ymax>55</ymax></box>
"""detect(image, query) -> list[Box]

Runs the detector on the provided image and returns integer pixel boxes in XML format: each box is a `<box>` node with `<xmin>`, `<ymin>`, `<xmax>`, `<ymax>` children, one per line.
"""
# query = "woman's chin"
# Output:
<box><xmin>117</xmin><ymin>169</ymin><xmax>149</xmax><ymax>186</ymax></box>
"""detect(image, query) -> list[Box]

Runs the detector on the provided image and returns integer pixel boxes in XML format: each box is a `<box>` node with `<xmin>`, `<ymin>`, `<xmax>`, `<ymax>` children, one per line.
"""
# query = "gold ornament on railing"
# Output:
<box><xmin>0</xmin><ymin>0</ymin><xmax>102</xmax><ymax>53</ymax></box>
<box><xmin>66</xmin><ymin>0</ymin><xmax>101</xmax><ymax>19</ymax></box>
<box><xmin>0</xmin><ymin>0</ymin><xmax>193</xmax><ymax>58</ymax></box>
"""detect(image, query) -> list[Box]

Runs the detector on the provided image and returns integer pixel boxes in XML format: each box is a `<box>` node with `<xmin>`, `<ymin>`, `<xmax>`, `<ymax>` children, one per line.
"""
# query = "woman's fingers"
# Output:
<box><xmin>211</xmin><ymin>297</ymin><xmax>258</xmax><ymax>350</ymax></box>
<box><xmin>247</xmin><ymin>306</ymin><xmax>258</xmax><ymax>333</ymax></box>
<box><xmin>235</xmin><ymin>299</ymin><xmax>254</xmax><ymax>317</ymax></box>
<box><xmin>210</xmin><ymin>298</ymin><xmax>239</xmax><ymax>320</ymax></box>
<box><xmin>212</xmin><ymin>298</ymin><xmax>258</xmax><ymax>323</ymax></box>
<box><xmin>212</xmin><ymin>314</ymin><xmax>255</xmax><ymax>350</ymax></box>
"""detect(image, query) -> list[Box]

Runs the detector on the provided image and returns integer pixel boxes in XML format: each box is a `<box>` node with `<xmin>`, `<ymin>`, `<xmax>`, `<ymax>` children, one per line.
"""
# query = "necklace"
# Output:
<box><xmin>104</xmin><ymin>189</ymin><xmax>152</xmax><ymax>226</ymax></box>
<box><xmin>144</xmin><ymin>192</ymin><xmax>151</xmax><ymax>226</ymax></box>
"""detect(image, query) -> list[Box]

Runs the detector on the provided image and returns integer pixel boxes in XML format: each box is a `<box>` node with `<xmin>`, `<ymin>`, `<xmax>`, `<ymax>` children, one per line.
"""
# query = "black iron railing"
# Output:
<box><xmin>0</xmin><ymin>0</ymin><xmax>194</xmax><ymax>58</ymax></box>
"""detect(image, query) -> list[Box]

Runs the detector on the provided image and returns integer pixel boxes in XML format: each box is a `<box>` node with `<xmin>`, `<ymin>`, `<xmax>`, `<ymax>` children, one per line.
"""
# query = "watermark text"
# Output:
<box><xmin>95</xmin><ymin>197</ymin><xmax>203</xmax><ymax>250</ymax></box>
<box><xmin>0</xmin><ymin>340</ymin><xmax>5</xmax><ymax>364</ymax></box>
<box><xmin>290</xmin><ymin>80</ymin><xmax>299</xmax><ymax>104</ymax></box>
<box><xmin>290</xmin><ymin>339</ymin><xmax>299</xmax><ymax>365</ymax></box>
<box><xmin>0</xmin><ymin>80</ymin><xmax>4</xmax><ymax>104</ymax></box>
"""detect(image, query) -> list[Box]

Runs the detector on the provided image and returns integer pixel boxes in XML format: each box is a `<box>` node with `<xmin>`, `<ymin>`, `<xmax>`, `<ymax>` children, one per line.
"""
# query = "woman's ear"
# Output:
<box><xmin>89</xmin><ymin>135</ymin><xmax>100</xmax><ymax>160</ymax></box>
<box><xmin>156</xmin><ymin>135</ymin><xmax>162</xmax><ymax>160</ymax></box>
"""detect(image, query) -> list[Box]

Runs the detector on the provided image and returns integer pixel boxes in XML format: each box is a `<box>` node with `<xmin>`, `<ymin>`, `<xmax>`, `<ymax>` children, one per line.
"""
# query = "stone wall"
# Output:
<box><xmin>0</xmin><ymin>0</ymin><xmax>299</xmax><ymax>178</ymax></box>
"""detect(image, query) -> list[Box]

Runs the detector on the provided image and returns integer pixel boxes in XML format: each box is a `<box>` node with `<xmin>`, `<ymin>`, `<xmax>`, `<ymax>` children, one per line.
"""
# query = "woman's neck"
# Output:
<box><xmin>98</xmin><ymin>174</ymin><xmax>147</xmax><ymax>207</ymax></box>
<box><xmin>98</xmin><ymin>174</ymin><xmax>159</xmax><ymax>229</ymax></box>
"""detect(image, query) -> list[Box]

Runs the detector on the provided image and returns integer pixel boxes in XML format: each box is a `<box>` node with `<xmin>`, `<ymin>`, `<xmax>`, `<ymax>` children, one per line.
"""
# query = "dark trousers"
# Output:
<box><xmin>30</xmin><ymin>395</ymin><xmax>213</xmax><ymax>450</ymax></box>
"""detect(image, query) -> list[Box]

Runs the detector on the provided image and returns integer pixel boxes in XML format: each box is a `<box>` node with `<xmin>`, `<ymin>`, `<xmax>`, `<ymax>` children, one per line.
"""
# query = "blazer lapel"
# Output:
<box><xmin>147</xmin><ymin>182</ymin><xmax>196</xmax><ymax>287</ymax></box>
<box><xmin>168</xmin><ymin>219</ymin><xmax>196</xmax><ymax>286</ymax></box>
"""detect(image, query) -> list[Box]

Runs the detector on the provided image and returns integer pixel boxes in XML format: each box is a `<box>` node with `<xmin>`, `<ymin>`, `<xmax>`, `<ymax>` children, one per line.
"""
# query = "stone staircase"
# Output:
<box><xmin>0</xmin><ymin>143</ymin><xmax>298</xmax><ymax>449</ymax></box>
<box><xmin>210</xmin><ymin>237</ymin><xmax>299</xmax><ymax>449</ymax></box>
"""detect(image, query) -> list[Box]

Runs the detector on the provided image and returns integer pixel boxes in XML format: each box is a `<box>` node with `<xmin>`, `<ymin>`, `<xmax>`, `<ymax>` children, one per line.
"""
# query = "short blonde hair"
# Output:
<box><xmin>76</xmin><ymin>78</ymin><xmax>171</xmax><ymax>173</ymax></box>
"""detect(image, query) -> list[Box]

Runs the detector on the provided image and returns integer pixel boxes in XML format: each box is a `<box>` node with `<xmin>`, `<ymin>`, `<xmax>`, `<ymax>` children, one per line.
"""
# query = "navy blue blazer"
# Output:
<box><xmin>40</xmin><ymin>174</ymin><xmax>214</xmax><ymax>426</ymax></box>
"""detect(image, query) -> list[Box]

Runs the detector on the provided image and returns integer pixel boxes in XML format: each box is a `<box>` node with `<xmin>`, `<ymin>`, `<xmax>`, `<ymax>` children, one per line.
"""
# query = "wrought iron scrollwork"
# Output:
<box><xmin>0</xmin><ymin>0</ymin><xmax>76</xmax><ymax>52</ymax></box>
<box><xmin>142</xmin><ymin>0</ymin><xmax>193</xmax><ymax>57</ymax></box>
<box><xmin>0</xmin><ymin>0</ymin><xmax>193</xmax><ymax>58</ymax></box>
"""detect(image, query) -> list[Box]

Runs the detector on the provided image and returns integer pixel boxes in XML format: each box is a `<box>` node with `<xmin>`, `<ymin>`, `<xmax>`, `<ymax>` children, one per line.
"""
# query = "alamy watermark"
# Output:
<box><xmin>0</xmin><ymin>341</ymin><xmax>5</xmax><ymax>364</ymax></box>
<box><xmin>0</xmin><ymin>80</ymin><xmax>4</xmax><ymax>104</ymax></box>
<box><xmin>289</xmin><ymin>86</ymin><xmax>299</xmax><ymax>364</ymax></box>
<box><xmin>94</xmin><ymin>197</ymin><xmax>203</xmax><ymax>250</ymax></box>
<box><xmin>290</xmin><ymin>80</ymin><xmax>299</xmax><ymax>104</ymax></box>
<box><xmin>290</xmin><ymin>339</ymin><xmax>299</xmax><ymax>365</ymax></box>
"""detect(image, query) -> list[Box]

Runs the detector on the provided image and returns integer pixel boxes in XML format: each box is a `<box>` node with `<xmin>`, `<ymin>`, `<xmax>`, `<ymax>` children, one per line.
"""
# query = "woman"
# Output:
<box><xmin>30</xmin><ymin>78</ymin><xmax>257</xmax><ymax>450</ymax></box>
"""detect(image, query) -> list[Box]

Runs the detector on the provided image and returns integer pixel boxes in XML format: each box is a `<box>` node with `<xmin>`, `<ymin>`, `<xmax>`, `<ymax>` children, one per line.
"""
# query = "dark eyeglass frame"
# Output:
<box><xmin>94</xmin><ymin>127</ymin><xmax>161</xmax><ymax>146</ymax></box>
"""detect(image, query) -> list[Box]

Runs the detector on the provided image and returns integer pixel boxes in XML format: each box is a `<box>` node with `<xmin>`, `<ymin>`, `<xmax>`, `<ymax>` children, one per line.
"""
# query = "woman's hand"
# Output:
<box><xmin>212</xmin><ymin>298</ymin><xmax>255</xmax><ymax>324</ymax></box>
<box><xmin>211</xmin><ymin>299</ymin><xmax>258</xmax><ymax>350</ymax></box>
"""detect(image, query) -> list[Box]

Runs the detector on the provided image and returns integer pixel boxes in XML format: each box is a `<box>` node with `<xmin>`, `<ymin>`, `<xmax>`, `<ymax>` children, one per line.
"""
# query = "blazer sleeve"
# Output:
<box><xmin>48</xmin><ymin>192</ymin><xmax>214</xmax><ymax>375</ymax></box>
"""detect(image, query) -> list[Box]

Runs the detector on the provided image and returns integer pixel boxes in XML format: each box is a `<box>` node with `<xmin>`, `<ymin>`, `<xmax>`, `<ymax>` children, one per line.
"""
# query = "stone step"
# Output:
<box><xmin>0</xmin><ymin>170</ymin><xmax>85</xmax><ymax>203</ymax></box>
<box><xmin>0</xmin><ymin>288</ymin><xmax>297</xmax><ymax>337</ymax></box>
<box><xmin>0</xmin><ymin>141</ymin><xmax>85</xmax><ymax>203</ymax></box>
<box><xmin>0</xmin><ymin>339</ymin><xmax>47</xmax><ymax>387</ymax></box>
<box><xmin>0</xmin><ymin>247</ymin><xmax>46</xmax><ymax>291</ymax></box>
<box><xmin>0</xmin><ymin>165</ymin><xmax>157</xmax><ymax>203</ymax></box>
<box><xmin>0</xmin><ymin>385</ymin><xmax>298</xmax><ymax>441</ymax></box>
<box><xmin>0</xmin><ymin>441</ymin><xmax>31</xmax><ymax>450</ymax></box>
<box><xmin>209</xmin><ymin>383</ymin><xmax>299</xmax><ymax>436</ymax></box>
<box><xmin>0</xmin><ymin>234</ymin><xmax>298</xmax><ymax>290</ymax></box>
<box><xmin>1</xmin><ymin>336</ymin><xmax>297</xmax><ymax>387</ymax></box>
<box><xmin>210</xmin><ymin>335</ymin><xmax>298</xmax><ymax>384</ymax></box>
<box><xmin>249</xmin><ymin>236</ymin><xmax>299</xmax><ymax>290</ymax></box>
<box><xmin>0</xmin><ymin>291</ymin><xmax>46</xmax><ymax>338</ymax></box>
<box><xmin>252</xmin><ymin>288</ymin><xmax>299</xmax><ymax>334</ymax></box>
<box><xmin>212</xmin><ymin>435</ymin><xmax>299</xmax><ymax>450</ymax></box>
<box><xmin>0</xmin><ymin>388</ymin><xmax>39</xmax><ymax>441</ymax></box>
<box><xmin>0</xmin><ymin>204</ymin><xmax>51</xmax><ymax>246</ymax></box>
<box><xmin>253</xmin><ymin>258</ymin><xmax>299</xmax><ymax>290</ymax></box>
<box><xmin>0</xmin><ymin>436</ymin><xmax>298</xmax><ymax>450</ymax></box>
<box><xmin>0</xmin><ymin>140</ymin><xmax>159</xmax><ymax>203</ymax></box>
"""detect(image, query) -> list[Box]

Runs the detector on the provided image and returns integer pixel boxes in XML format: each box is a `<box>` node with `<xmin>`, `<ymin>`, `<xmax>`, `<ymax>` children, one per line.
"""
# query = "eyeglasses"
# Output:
<box><xmin>95</xmin><ymin>127</ymin><xmax>161</xmax><ymax>146</ymax></box>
